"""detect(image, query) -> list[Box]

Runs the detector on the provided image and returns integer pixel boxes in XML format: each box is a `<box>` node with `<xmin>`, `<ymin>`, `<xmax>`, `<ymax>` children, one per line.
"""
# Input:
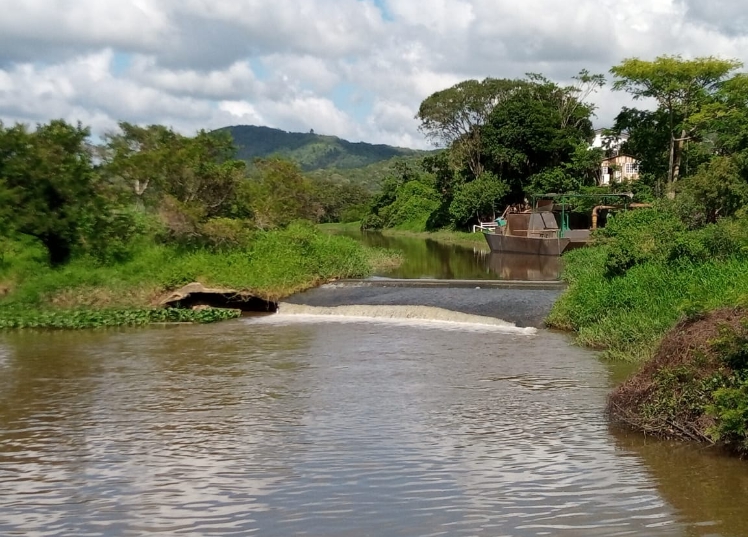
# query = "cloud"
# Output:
<box><xmin>2</xmin><ymin>0</ymin><xmax>748</xmax><ymax>148</ymax></box>
<box><xmin>0</xmin><ymin>0</ymin><xmax>170</xmax><ymax>65</ymax></box>
<box><xmin>129</xmin><ymin>58</ymin><xmax>262</xmax><ymax>100</ymax></box>
<box><xmin>681</xmin><ymin>0</ymin><xmax>748</xmax><ymax>36</ymax></box>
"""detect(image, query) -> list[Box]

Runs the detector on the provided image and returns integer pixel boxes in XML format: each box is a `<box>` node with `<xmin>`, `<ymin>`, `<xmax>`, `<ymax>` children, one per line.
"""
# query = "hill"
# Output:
<box><xmin>216</xmin><ymin>125</ymin><xmax>427</xmax><ymax>172</ymax></box>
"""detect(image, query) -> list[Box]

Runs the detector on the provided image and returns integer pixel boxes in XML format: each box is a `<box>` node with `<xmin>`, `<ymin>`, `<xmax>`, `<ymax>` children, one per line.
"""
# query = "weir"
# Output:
<box><xmin>285</xmin><ymin>279</ymin><xmax>564</xmax><ymax>328</ymax></box>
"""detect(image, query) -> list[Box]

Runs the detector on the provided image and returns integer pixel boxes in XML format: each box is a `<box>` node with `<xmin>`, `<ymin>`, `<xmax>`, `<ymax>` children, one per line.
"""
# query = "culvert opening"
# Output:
<box><xmin>161</xmin><ymin>283</ymin><xmax>278</xmax><ymax>313</ymax></box>
<box><xmin>171</xmin><ymin>293</ymin><xmax>278</xmax><ymax>313</ymax></box>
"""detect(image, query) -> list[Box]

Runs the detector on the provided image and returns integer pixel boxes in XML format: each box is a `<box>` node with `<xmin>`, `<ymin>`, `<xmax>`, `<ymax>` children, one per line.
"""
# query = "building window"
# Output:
<box><xmin>625</xmin><ymin>162</ymin><xmax>639</xmax><ymax>174</ymax></box>
<box><xmin>601</xmin><ymin>165</ymin><xmax>609</xmax><ymax>175</ymax></box>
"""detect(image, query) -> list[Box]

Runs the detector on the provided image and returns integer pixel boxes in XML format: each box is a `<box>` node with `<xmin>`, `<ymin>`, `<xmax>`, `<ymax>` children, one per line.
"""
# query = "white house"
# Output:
<box><xmin>591</xmin><ymin>129</ymin><xmax>640</xmax><ymax>185</ymax></box>
<box><xmin>600</xmin><ymin>154</ymin><xmax>640</xmax><ymax>185</ymax></box>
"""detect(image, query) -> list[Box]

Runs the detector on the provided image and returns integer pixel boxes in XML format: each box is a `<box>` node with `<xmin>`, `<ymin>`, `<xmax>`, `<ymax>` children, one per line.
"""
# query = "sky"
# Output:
<box><xmin>1</xmin><ymin>0</ymin><xmax>748</xmax><ymax>149</ymax></box>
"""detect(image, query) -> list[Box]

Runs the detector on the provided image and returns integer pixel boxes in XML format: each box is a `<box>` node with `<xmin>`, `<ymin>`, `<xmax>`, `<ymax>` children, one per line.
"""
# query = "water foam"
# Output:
<box><xmin>246</xmin><ymin>303</ymin><xmax>536</xmax><ymax>334</ymax></box>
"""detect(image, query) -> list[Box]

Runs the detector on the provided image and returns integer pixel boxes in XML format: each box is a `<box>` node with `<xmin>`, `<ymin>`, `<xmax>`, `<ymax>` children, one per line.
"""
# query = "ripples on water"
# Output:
<box><xmin>0</xmin><ymin>314</ymin><xmax>746</xmax><ymax>536</ymax></box>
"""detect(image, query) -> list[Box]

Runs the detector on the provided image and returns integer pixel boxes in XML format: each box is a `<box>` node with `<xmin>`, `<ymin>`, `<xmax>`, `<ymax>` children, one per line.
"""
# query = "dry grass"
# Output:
<box><xmin>47</xmin><ymin>284</ymin><xmax>165</xmax><ymax>309</ymax></box>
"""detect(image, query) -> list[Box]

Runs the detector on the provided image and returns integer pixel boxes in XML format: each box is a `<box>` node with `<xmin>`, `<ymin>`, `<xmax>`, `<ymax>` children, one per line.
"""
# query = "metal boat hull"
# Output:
<box><xmin>484</xmin><ymin>233</ymin><xmax>573</xmax><ymax>256</ymax></box>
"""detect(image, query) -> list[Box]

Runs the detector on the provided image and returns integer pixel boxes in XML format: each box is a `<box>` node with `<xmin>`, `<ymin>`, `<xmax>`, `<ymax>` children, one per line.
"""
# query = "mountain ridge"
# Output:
<box><xmin>215</xmin><ymin>124</ymin><xmax>428</xmax><ymax>171</ymax></box>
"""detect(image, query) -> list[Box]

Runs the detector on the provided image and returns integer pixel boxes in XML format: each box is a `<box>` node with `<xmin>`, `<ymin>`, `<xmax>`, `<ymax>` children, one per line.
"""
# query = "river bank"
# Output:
<box><xmin>546</xmin><ymin>209</ymin><xmax>748</xmax><ymax>362</ymax></box>
<box><xmin>319</xmin><ymin>222</ymin><xmax>489</xmax><ymax>251</ymax></box>
<box><xmin>545</xmin><ymin>207</ymin><xmax>748</xmax><ymax>453</ymax></box>
<box><xmin>0</xmin><ymin>223</ymin><xmax>402</xmax><ymax>329</ymax></box>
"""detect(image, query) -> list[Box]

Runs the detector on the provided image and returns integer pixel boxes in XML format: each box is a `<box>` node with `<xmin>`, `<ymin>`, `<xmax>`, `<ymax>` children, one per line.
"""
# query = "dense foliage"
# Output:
<box><xmin>0</xmin><ymin>120</ymin><xmax>393</xmax><ymax>328</ymax></box>
<box><xmin>363</xmin><ymin>56</ymin><xmax>748</xmax><ymax>235</ymax></box>
<box><xmin>365</xmin><ymin>71</ymin><xmax>607</xmax><ymax>231</ymax></box>
<box><xmin>547</xmin><ymin>206</ymin><xmax>748</xmax><ymax>361</ymax></box>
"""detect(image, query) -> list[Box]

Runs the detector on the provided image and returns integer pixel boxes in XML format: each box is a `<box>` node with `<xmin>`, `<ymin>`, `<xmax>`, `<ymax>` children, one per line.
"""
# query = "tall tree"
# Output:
<box><xmin>248</xmin><ymin>158</ymin><xmax>319</xmax><ymax>229</ymax></box>
<box><xmin>416</xmin><ymin>78</ymin><xmax>525</xmax><ymax>178</ymax></box>
<box><xmin>0</xmin><ymin>120</ymin><xmax>100</xmax><ymax>265</ymax></box>
<box><xmin>102</xmin><ymin>125</ymin><xmax>245</xmax><ymax>218</ymax></box>
<box><xmin>610</xmin><ymin>55</ymin><xmax>742</xmax><ymax>193</ymax></box>
<box><xmin>102</xmin><ymin>122</ymin><xmax>178</xmax><ymax>207</ymax></box>
<box><xmin>480</xmin><ymin>76</ymin><xmax>598</xmax><ymax>201</ymax></box>
<box><xmin>164</xmin><ymin>130</ymin><xmax>245</xmax><ymax>217</ymax></box>
<box><xmin>612</xmin><ymin>107</ymin><xmax>671</xmax><ymax>182</ymax></box>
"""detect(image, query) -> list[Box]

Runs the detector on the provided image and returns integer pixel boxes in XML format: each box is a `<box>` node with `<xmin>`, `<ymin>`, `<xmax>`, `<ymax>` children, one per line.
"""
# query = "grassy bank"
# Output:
<box><xmin>319</xmin><ymin>222</ymin><xmax>489</xmax><ymax>251</ymax></box>
<box><xmin>0</xmin><ymin>223</ymin><xmax>395</xmax><ymax>329</ymax></box>
<box><xmin>546</xmin><ymin>208</ymin><xmax>748</xmax><ymax>361</ymax></box>
<box><xmin>546</xmin><ymin>208</ymin><xmax>748</xmax><ymax>452</ymax></box>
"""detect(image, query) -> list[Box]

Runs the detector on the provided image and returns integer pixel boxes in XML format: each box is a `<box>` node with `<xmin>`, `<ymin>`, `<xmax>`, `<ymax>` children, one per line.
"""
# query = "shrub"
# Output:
<box><xmin>360</xmin><ymin>213</ymin><xmax>384</xmax><ymax>230</ymax></box>
<box><xmin>199</xmin><ymin>217</ymin><xmax>254</xmax><ymax>250</ymax></box>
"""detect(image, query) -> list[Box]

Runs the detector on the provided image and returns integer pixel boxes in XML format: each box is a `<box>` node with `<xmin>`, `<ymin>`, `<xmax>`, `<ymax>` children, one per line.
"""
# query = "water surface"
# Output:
<box><xmin>2</xmin><ymin>311</ymin><xmax>748</xmax><ymax>536</ymax></box>
<box><xmin>336</xmin><ymin>230</ymin><xmax>561</xmax><ymax>280</ymax></box>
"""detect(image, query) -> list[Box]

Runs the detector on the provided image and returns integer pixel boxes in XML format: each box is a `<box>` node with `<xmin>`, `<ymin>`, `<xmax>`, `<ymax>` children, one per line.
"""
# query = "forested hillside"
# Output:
<box><xmin>215</xmin><ymin>125</ymin><xmax>426</xmax><ymax>171</ymax></box>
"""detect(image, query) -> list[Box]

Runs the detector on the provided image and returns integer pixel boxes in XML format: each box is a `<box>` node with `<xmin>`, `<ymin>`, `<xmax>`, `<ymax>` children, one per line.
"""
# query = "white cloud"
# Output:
<box><xmin>2</xmin><ymin>0</ymin><xmax>748</xmax><ymax>148</ymax></box>
<box><xmin>130</xmin><ymin>58</ymin><xmax>262</xmax><ymax>100</ymax></box>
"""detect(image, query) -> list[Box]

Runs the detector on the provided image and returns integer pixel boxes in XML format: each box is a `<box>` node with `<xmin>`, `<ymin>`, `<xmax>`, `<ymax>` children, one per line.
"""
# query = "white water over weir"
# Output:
<box><xmin>261</xmin><ymin>303</ymin><xmax>537</xmax><ymax>335</ymax></box>
<box><xmin>284</xmin><ymin>283</ymin><xmax>563</xmax><ymax>328</ymax></box>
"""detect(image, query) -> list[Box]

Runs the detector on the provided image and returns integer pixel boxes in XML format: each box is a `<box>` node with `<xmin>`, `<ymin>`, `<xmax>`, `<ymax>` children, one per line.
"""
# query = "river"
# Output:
<box><xmin>333</xmin><ymin>230</ymin><xmax>562</xmax><ymax>281</ymax></box>
<box><xmin>2</xmin><ymin>307</ymin><xmax>748</xmax><ymax>536</ymax></box>
<box><xmin>2</xmin><ymin>233</ymin><xmax>748</xmax><ymax>536</ymax></box>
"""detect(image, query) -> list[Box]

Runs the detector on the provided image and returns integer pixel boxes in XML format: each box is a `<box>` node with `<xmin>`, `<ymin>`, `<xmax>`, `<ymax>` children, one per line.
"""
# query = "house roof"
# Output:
<box><xmin>602</xmin><ymin>153</ymin><xmax>638</xmax><ymax>162</ymax></box>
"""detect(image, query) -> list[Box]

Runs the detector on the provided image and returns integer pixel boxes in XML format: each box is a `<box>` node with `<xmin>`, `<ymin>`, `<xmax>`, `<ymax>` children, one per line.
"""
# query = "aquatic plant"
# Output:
<box><xmin>0</xmin><ymin>306</ymin><xmax>240</xmax><ymax>330</ymax></box>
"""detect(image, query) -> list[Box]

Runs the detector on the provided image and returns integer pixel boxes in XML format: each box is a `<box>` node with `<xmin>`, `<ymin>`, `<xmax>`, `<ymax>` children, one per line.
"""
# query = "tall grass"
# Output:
<box><xmin>0</xmin><ymin>222</ymin><xmax>385</xmax><ymax>328</ymax></box>
<box><xmin>547</xmin><ymin>210</ymin><xmax>748</xmax><ymax>362</ymax></box>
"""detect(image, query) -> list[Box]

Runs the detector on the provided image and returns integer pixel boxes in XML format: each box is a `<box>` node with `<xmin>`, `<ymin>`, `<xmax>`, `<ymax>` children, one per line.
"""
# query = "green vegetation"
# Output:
<box><xmin>547</xmin><ymin>207</ymin><xmax>748</xmax><ymax>360</ymax></box>
<box><xmin>546</xmin><ymin>205</ymin><xmax>748</xmax><ymax>451</ymax></box>
<box><xmin>0</xmin><ymin>119</ymin><xmax>398</xmax><ymax>329</ymax></box>
<box><xmin>217</xmin><ymin>124</ymin><xmax>430</xmax><ymax>196</ymax></box>
<box><xmin>363</xmin><ymin>71</ymin><xmax>609</xmax><ymax>232</ymax></box>
<box><xmin>610</xmin><ymin>56</ymin><xmax>742</xmax><ymax>192</ymax></box>
<box><xmin>608</xmin><ymin>309</ymin><xmax>748</xmax><ymax>454</ymax></box>
<box><xmin>0</xmin><ymin>222</ymin><xmax>379</xmax><ymax>329</ymax></box>
<box><xmin>217</xmin><ymin>124</ymin><xmax>426</xmax><ymax>171</ymax></box>
<box><xmin>0</xmin><ymin>307</ymin><xmax>242</xmax><ymax>330</ymax></box>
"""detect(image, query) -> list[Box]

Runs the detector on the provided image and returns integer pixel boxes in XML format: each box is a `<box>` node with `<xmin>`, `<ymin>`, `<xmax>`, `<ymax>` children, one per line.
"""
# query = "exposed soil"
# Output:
<box><xmin>608</xmin><ymin>307</ymin><xmax>747</xmax><ymax>444</ymax></box>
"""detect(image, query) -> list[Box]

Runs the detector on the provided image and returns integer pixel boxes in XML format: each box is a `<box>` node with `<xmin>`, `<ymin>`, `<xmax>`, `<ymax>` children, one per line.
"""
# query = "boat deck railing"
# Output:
<box><xmin>472</xmin><ymin>221</ymin><xmax>500</xmax><ymax>233</ymax></box>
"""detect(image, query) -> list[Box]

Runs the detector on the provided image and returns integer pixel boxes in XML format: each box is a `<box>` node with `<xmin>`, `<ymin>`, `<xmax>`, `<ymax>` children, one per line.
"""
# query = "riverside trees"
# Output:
<box><xmin>0</xmin><ymin>121</ymin><xmax>100</xmax><ymax>265</ymax></box>
<box><xmin>367</xmin><ymin>56</ymin><xmax>748</xmax><ymax>232</ymax></box>
<box><xmin>610</xmin><ymin>55</ymin><xmax>742</xmax><ymax>194</ymax></box>
<box><xmin>610</xmin><ymin>57</ymin><xmax>748</xmax><ymax>221</ymax></box>
<box><xmin>367</xmin><ymin>71</ymin><xmax>603</xmax><ymax>230</ymax></box>
<box><xmin>0</xmin><ymin>119</ymin><xmax>372</xmax><ymax>266</ymax></box>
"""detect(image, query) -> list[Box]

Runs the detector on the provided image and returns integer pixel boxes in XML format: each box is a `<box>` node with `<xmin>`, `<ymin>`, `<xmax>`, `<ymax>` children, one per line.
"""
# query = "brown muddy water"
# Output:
<box><xmin>2</xmin><ymin>306</ymin><xmax>748</xmax><ymax>536</ymax></box>
<box><xmin>335</xmin><ymin>230</ymin><xmax>561</xmax><ymax>281</ymax></box>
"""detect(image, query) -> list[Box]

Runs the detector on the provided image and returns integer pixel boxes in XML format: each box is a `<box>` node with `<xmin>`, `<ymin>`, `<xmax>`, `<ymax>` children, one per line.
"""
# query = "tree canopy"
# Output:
<box><xmin>416</xmin><ymin>78</ymin><xmax>526</xmax><ymax>178</ymax></box>
<box><xmin>611</xmin><ymin>55</ymin><xmax>742</xmax><ymax>191</ymax></box>
<box><xmin>0</xmin><ymin>120</ymin><xmax>100</xmax><ymax>265</ymax></box>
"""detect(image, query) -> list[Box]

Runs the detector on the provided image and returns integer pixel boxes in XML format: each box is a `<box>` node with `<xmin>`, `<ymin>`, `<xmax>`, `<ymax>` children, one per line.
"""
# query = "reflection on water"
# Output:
<box><xmin>488</xmin><ymin>252</ymin><xmax>561</xmax><ymax>281</ymax></box>
<box><xmin>335</xmin><ymin>230</ymin><xmax>562</xmax><ymax>280</ymax></box>
<box><xmin>2</xmin><ymin>317</ymin><xmax>747</xmax><ymax>535</ymax></box>
<box><xmin>612</xmin><ymin>428</ymin><xmax>748</xmax><ymax>537</ymax></box>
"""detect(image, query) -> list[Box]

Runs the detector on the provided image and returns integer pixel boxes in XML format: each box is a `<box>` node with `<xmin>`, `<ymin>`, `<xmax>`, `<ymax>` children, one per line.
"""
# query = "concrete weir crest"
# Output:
<box><xmin>284</xmin><ymin>279</ymin><xmax>565</xmax><ymax>329</ymax></box>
